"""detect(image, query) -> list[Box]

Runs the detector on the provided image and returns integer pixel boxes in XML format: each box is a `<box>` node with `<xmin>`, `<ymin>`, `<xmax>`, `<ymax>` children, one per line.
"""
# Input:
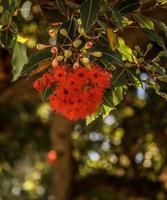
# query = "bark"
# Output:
<box><xmin>50</xmin><ymin>114</ymin><xmax>75</xmax><ymax>200</ymax></box>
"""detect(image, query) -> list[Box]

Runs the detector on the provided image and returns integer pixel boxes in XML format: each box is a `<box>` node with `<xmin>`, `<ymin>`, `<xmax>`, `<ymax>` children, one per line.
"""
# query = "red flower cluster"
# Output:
<box><xmin>33</xmin><ymin>66</ymin><xmax>111</xmax><ymax>120</ymax></box>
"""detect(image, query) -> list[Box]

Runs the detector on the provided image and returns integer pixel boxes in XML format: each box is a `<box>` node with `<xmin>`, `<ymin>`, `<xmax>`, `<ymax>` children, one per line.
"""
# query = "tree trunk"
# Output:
<box><xmin>50</xmin><ymin>114</ymin><xmax>75</xmax><ymax>200</ymax></box>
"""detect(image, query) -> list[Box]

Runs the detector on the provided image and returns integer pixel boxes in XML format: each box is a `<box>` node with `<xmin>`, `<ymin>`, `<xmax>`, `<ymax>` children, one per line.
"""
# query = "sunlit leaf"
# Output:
<box><xmin>127</xmin><ymin>70</ymin><xmax>142</xmax><ymax>87</ymax></box>
<box><xmin>134</xmin><ymin>15</ymin><xmax>154</xmax><ymax>30</ymax></box>
<box><xmin>12</xmin><ymin>42</ymin><xmax>28</xmax><ymax>81</ymax></box>
<box><xmin>117</xmin><ymin>37</ymin><xmax>137</xmax><ymax>62</ymax></box>
<box><xmin>159</xmin><ymin>22</ymin><xmax>167</xmax><ymax>38</ymax></box>
<box><xmin>86</xmin><ymin>108</ymin><xmax>102</xmax><ymax>125</ymax></box>
<box><xmin>16</xmin><ymin>35</ymin><xmax>29</xmax><ymax>44</ymax></box>
<box><xmin>112</xmin><ymin>86</ymin><xmax>127</xmax><ymax>106</ymax></box>
<box><xmin>102</xmin><ymin>105</ymin><xmax>114</xmax><ymax>118</ymax></box>
<box><xmin>20</xmin><ymin>1</ymin><xmax>32</xmax><ymax>19</ymax></box>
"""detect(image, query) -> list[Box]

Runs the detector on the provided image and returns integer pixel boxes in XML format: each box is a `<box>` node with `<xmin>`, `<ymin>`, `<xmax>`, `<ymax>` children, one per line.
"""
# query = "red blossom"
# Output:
<box><xmin>33</xmin><ymin>65</ymin><xmax>111</xmax><ymax>120</ymax></box>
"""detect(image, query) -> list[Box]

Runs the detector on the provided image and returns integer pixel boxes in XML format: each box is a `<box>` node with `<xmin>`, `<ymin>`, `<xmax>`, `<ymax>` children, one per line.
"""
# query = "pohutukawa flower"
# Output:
<box><xmin>33</xmin><ymin>65</ymin><xmax>111</xmax><ymax>120</ymax></box>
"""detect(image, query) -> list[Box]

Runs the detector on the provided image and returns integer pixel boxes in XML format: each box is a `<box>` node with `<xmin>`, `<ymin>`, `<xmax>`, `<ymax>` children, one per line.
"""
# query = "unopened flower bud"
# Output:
<box><xmin>85</xmin><ymin>41</ymin><xmax>93</xmax><ymax>49</ymax></box>
<box><xmin>52</xmin><ymin>58</ymin><xmax>58</xmax><ymax>67</ymax></box>
<box><xmin>73</xmin><ymin>39</ymin><xmax>82</xmax><ymax>48</ymax></box>
<box><xmin>91</xmin><ymin>51</ymin><xmax>102</xmax><ymax>57</ymax></box>
<box><xmin>56</xmin><ymin>55</ymin><xmax>64</xmax><ymax>62</ymax></box>
<box><xmin>81</xmin><ymin>57</ymin><xmax>90</xmax><ymax>65</ymax></box>
<box><xmin>73</xmin><ymin>62</ymin><xmax>80</xmax><ymax>69</ymax></box>
<box><xmin>60</xmin><ymin>28</ymin><xmax>68</xmax><ymax>36</ymax></box>
<box><xmin>51</xmin><ymin>47</ymin><xmax>58</xmax><ymax>54</ymax></box>
<box><xmin>64</xmin><ymin>50</ymin><xmax>72</xmax><ymax>58</ymax></box>
<box><xmin>49</xmin><ymin>29</ymin><xmax>56</xmax><ymax>38</ymax></box>
<box><xmin>77</xmin><ymin>19</ymin><xmax>82</xmax><ymax>25</ymax></box>
<box><xmin>78</xmin><ymin>27</ymin><xmax>85</xmax><ymax>35</ymax></box>
<box><xmin>36</xmin><ymin>43</ymin><xmax>47</xmax><ymax>50</ymax></box>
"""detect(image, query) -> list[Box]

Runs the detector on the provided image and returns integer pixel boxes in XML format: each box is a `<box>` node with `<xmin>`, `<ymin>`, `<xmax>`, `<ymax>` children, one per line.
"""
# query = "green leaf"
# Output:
<box><xmin>104</xmin><ymin>89</ymin><xmax>115</xmax><ymax>107</ymax></box>
<box><xmin>118</xmin><ymin>0</ymin><xmax>140</xmax><ymax>13</ymax></box>
<box><xmin>112</xmin><ymin>86</ymin><xmax>127</xmax><ymax>106</ymax></box>
<box><xmin>12</xmin><ymin>42</ymin><xmax>28</xmax><ymax>81</ymax></box>
<box><xmin>134</xmin><ymin>15</ymin><xmax>154</xmax><ymax>30</ymax></box>
<box><xmin>41</xmin><ymin>87</ymin><xmax>55</xmax><ymax>102</ymax></box>
<box><xmin>0</xmin><ymin>29</ymin><xmax>13</xmax><ymax>47</ymax></box>
<box><xmin>159</xmin><ymin>22</ymin><xmax>167</xmax><ymax>38</ymax></box>
<box><xmin>80</xmin><ymin>0</ymin><xmax>100</xmax><ymax>31</ymax></box>
<box><xmin>117</xmin><ymin>37</ymin><xmax>137</xmax><ymax>62</ymax></box>
<box><xmin>22</xmin><ymin>49</ymin><xmax>52</xmax><ymax>76</ymax></box>
<box><xmin>142</xmin><ymin>28</ymin><xmax>166</xmax><ymax>49</ymax></box>
<box><xmin>20</xmin><ymin>1</ymin><xmax>32</xmax><ymax>19</ymax></box>
<box><xmin>127</xmin><ymin>70</ymin><xmax>142</xmax><ymax>87</ymax></box>
<box><xmin>110</xmin><ymin>8</ymin><xmax>123</xmax><ymax>30</ymax></box>
<box><xmin>0</xmin><ymin>10</ymin><xmax>12</xmax><ymax>26</ymax></box>
<box><xmin>86</xmin><ymin>107</ymin><xmax>102</xmax><ymax>125</ymax></box>
<box><xmin>112</xmin><ymin>68</ymin><xmax>128</xmax><ymax>87</ymax></box>
<box><xmin>102</xmin><ymin>105</ymin><xmax>114</xmax><ymax>118</ymax></box>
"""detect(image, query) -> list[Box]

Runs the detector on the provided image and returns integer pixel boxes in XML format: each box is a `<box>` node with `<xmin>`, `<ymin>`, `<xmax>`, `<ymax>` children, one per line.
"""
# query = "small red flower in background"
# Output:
<box><xmin>47</xmin><ymin>150</ymin><xmax>57</xmax><ymax>165</ymax></box>
<box><xmin>33</xmin><ymin>65</ymin><xmax>111</xmax><ymax>120</ymax></box>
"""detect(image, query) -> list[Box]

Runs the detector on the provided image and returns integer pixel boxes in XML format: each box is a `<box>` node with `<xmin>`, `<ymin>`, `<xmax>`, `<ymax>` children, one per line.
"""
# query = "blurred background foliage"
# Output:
<box><xmin>0</xmin><ymin>0</ymin><xmax>167</xmax><ymax>200</ymax></box>
<box><xmin>1</xmin><ymin>77</ymin><xmax>167</xmax><ymax>200</ymax></box>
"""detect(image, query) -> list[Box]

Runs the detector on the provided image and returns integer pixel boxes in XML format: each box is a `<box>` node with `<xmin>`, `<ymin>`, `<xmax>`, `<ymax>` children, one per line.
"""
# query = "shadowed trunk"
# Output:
<box><xmin>50</xmin><ymin>114</ymin><xmax>75</xmax><ymax>200</ymax></box>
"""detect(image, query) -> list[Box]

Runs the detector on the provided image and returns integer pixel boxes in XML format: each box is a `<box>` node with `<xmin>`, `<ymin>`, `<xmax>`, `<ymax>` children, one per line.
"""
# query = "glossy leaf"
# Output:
<box><xmin>112</xmin><ymin>68</ymin><xmax>128</xmax><ymax>87</ymax></box>
<box><xmin>112</xmin><ymin>86</ymin><xmax>127</xmax><ymax>106</ymax></box>
<box><xmin>110</xmin><ymin>8</ymin><xmax>123</xmax><ymax>30</ymax></box>
<box><xmin>127</xmin><ymin>70</ymin><xmax>142</xmax><ymax>87</ymax></box>
<box><xmin>134</xmin><ymin>15</ymin><xmax>154</xmax><ymax>30</ymax></box>
<box><xmin>117</xmin><ymin>37</ymin><xmax>137</xmax><ymax>62</ymax></box>
<box><xmin>80</xmin><ymin>0</ymin><xmax>100</xmax><ymax>31</ymax></box>
<box><xmin>86</xmin><ymin>107</ymin><xmax>102</xmax><ymax>125</ymax></box>
<box><xmin>102</xmin><ymin>105</ymin><xmax>114</xmax><ymax>118</ymax></box>
<box><xmin>22</xmin><ymin>49</ymin><xmax>52</xmax><ymax>76</ymax></box>
<box><xmin>142</xmin><ymin>28</ymin><xmax>166</xmax><ymax>49</ymax></box>
<box><xmin>159</xmin><ymin>22</ymin><xmax>167</xmax><ymax>38</ymax></box>
<box><xmin>12</xmin><ymin>42</ymin><xmax>28</xmax><ymax>81</ymax></box>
